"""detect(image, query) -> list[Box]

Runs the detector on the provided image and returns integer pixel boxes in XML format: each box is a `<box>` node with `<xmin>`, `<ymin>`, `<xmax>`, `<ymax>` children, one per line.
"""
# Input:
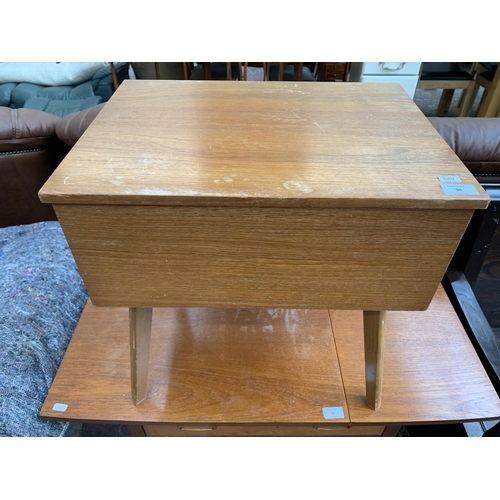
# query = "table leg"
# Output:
<box><xmin>129</xmin><ymin>307</ymin><xmax>153</xmax><ymax>405</ymax></box>
<box><xmin>363</xmin><ymin>310</ymin><xmax>386</xmax><ymax>410</ymax></box>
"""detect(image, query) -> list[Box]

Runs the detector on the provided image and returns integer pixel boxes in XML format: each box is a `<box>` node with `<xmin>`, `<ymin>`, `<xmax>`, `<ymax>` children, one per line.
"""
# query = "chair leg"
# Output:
<box><xmin>437</xmin><ymin>89</ymin><xmax>455</xmax><ymax>115</ymax></box>
<box><xmin>263</xmin><ymin>63</ymin><xmax>270</xmax><ymax>81</ymax></box>
<box><xmin>109</xmin><ymin>62</ymin><xmax>119</xmax><ymax>91</ymax></box>
<box><xmin>278</xmin><ymin>63</ymin><xmax>284</xmax><ymax>81</ymax></box>
<box><xmin>458</xmin><ymin>83</ymin><xmax>476</xmax><ymax>117</ymax></box>
<box><xmin>202</xmin><ymin>63</ymin><xmax>211</xmax><ymax>80</ymax></box>
<box><xmin>478</xmin><ymin>68</ymin><xmax>500</xmax><ymax>117</ymax></box>
<box><xmin>294</xmin><ymin>63</ymin><xmax>303</xmax><ymax>81</ymax></box>
<box><xmin>154</xmin><ymin>62</ymin><xmax>161</xmax><ymax>80</ymax></box>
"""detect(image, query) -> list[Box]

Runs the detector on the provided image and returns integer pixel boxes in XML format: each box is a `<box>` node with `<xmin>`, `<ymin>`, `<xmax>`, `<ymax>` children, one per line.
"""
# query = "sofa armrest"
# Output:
<box><xmin>0</xmin><ymin>107</ymin><xmax>67</xmax><ymax>227</ymax></box>
<box><xmin>55</xmin><ymin>103</ymin><xmax>105</xmax><ymax>148</ymax></box>
<box><xmin>428</xmin><ymin>117</ymin><xmax>500</xmax><ymax>177</ymax></box>
<box><xmin>0</xmin><ymin>107</ymin><xmax>61</xmax><ymax>152</ymax></box>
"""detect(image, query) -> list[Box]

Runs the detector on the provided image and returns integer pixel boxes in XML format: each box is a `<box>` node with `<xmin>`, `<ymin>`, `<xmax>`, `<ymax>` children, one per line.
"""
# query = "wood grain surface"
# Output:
<box><xmin>53</xmin><ymin>204</ymin><xmax>473</xmax><ymax>310</ymax></box>
<box><xmin>141</xmin><ymin>424</ymin><xmax>385</xmax><ymax>437</ymax></box>
<box><xmin>39</xmin><ymin>80</ymin><xmax>489</xmax><ymax>210</ymax></box>
<box><xmin>129</xmin><ymin>307</ymin><xmax>152</xmax><ymax>405</ymax></box>
<box><xmin>363</xmin><ymin>310</ymin><xmax>386</xmax><ymax>410</ymax></box>
<box><xmin>332</xmin><ymin>286</ymin><xmax>500</xmax><ymax>424</ymax></box>
<box><xmin>40</xmin><ymin>285</ymin><xmax>500</xmax><ymax>427</ymax></box>
<box><xmin>40</xmin><ymin>305</ymin><xmax>349</xmax><ymax>425</ymax></box>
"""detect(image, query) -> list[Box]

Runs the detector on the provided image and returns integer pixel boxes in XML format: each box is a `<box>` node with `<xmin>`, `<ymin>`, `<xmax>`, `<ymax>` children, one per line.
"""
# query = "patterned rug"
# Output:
<box><xmin>0</xmin><ymin>222</ymin><xmax>88</xmax><ymax>437</ymax></box>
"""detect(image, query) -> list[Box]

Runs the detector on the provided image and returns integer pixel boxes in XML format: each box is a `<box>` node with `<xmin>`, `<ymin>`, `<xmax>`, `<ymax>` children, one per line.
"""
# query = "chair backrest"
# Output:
<box><xmin>182</xmin><ymin>63</ymin><xmax>243</xmax><ymax>81</ymax></box>
<box><xmin>264</xmin><ymin>62</ymin><xmax>316</xmax><ymax>82</ymax></box>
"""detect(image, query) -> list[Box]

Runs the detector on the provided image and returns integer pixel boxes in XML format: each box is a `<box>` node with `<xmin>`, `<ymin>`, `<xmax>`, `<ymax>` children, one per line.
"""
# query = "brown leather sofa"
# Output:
<box><xmin>1</xmin><ymin>108</ymin><xmax>66</xmax><ymax>227</ymax></box>
<box><xmin>429</xmin><ymin>117</ymin><xmax>500</xmax><ymax>182</ymax></box>
<box><xmin>429</xmin><ymin>117</ymin><xmax>500</xmax><ymax>437</ymax></box>
<box><xmin>0</xmin><ymin>104</ymin><xmax>104</xmax><ymax>228</ymax></box>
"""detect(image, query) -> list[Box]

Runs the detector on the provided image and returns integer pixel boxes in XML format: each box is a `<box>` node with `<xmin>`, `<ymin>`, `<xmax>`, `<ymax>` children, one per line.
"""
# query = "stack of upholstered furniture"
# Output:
<box><xmin>0</xmin><ymin>62</ymin><xmax>128</xmax><ymax>118</ymax></box>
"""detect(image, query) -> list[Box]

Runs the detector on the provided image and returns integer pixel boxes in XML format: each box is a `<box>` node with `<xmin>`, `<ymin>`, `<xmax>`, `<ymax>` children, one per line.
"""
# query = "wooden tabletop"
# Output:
<box><xmin>41</xmin><ymin>305</ymin><xmax>349</xmax><ymax>425</ymax></box>
<box><xmin>39</xmin><ymin>80</ymin><xmax>488</xmax><ymax>210</ymax></box>
<box><xmin>333</xmin><ymin>286</ymin><xmax>500</xmax><ymax>424</ymax></box>
<box><xmin>40</xmin><ymin>286</ymin><xmax>500</xmax><ymax>426</ymax></box>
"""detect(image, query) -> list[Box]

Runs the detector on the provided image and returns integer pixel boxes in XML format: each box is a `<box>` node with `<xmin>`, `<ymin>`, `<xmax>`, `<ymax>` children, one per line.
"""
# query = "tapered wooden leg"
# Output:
<box><xmin>438</xmin><ymin>89</ymin><xmax>454</xmax><ymax>115</ymax></box>
<box><xmin>363</xmin><ymin>310</ymin><xmax>386</xmax><ymax>410</ymax></box>
<box><xmin>129</xmin><ymin>307</ymin><xmax>153</xmax><ymax>405</ymax></box>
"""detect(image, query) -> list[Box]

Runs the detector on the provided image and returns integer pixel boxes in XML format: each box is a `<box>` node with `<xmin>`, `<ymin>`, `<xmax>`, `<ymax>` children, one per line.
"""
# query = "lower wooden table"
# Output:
<box><xmin>40</xmin><ymin>286</ymin><xmax>500</xmax><ymax>436</ymax></box>
<box><xmin>39</xmin><ymin>80</ymin><xmax>490</xmax><ymax>410</ymax></box>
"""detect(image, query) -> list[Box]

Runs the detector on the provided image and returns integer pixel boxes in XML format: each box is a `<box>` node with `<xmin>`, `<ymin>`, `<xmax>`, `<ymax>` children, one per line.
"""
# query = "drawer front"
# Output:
<box><xmin>361</xmin><ymin>62</ymin><xmax>421</xmax><ymax>76</ymax></box>
<box><xmin>143</xmin><ymin>424</ymin><xmax>386</xmax><ymax>437</ymax></box>
<box><xmin>359</xmin><ymin>75</ymin><xmax>419</xmax><ymax>98</ymax></box>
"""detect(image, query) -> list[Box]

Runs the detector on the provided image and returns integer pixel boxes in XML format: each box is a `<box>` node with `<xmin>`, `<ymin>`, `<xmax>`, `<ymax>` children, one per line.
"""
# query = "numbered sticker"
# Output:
<box><xmin>322</xmin><ymin>407</ymin><xmax>345</xmax><ymax>419</ymax></box>
<box><xmin>438</xmin><ymin>175</ymin><xmax>461</xmax><ymax>183</ymax></box>
<box><xmin>52</xmin><ymin>403</ymin><xmax>68</xmax><ymax>412</ymax></box>
<box><xmin>440</xmin><ymin>184</ymin><xmax>479</xmax><ymax>195</ymax></box>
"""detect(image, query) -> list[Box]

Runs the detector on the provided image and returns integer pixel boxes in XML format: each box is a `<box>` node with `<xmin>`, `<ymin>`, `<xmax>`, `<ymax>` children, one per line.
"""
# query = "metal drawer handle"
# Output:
<box><xmin>380</xmin><ymin>62</ymin><xmax>406</xmax><ymax>71</ymax></box>
<box><xmin>314</xmin><ymin>426</ymin><xmax>348</xmax><ymax>431</ymax></box>
<box><xmin>178</xmin><ymin>426</ymin><xmax>217</xmax><ymax>431</ymax></box>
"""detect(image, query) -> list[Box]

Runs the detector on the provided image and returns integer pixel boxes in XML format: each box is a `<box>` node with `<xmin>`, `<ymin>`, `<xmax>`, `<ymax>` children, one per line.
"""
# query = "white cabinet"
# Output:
<box><xmin>349</xmin><ymin>62</ymin><xmax>422</xmax><ymax>98</ymax></box>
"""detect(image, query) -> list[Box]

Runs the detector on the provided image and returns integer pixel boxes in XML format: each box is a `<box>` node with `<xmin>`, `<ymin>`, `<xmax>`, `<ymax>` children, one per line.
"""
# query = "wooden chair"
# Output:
<box><xmin>263</xmin><ymin>63</ymin><xmax>317</xmax><ymax>81</ymax></box>
<box><xmin>241</xmin><ymin>63</ymin><xmax>266</xmax><ymax>81</ymax></box>
<box><xmin>416</xmin><ymin>63</ymin><xmax>476</xmax><ymax>117</ymax></box>
<box><xmin>182</xmin><ymin>63</ymin><xmax>243</xmax><ymax>81</ymax></box>
<box><xmin>466</xmin><ymin>63</ymin><xmax>500</xmax><ymax>117</ymax></box>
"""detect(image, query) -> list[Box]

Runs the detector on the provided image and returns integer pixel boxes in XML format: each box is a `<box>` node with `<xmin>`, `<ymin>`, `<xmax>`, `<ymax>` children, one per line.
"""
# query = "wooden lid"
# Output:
<box><xmin>39</xmin><ymin>80</ymin><xmax>489</xmax><ymax>209</ymax></box>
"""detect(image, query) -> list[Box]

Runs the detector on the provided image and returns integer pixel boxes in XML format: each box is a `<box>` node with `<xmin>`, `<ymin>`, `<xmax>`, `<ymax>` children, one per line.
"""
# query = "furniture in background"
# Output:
<box><xmin>263</xmin><ymin>63</ymin><xmax>317</xmax><ymax>81</ymax></box>
<box><xmin>180</xmin><ymin>63</ymin><xmax>317</xmax><ymax>81</ymax></box>
<box><xmin>430</xmin><ymin>117</ymin><xmax>500</xmax><ymax>436</ymax></box>
<box><xmin>130</xmin><ymin>62</ymin><xmax>184</xmax><ymax>80</ymax></box>
<box><xmin>182</xmin><ymin>62</ymin><xmax>243</xmax><ymax>80</ymax></box>
<box><xmin>0</xmin><ymin>62</ymin><xmax>128</xmax><ymax>118</ymax></box>
<box><xmin>416</xmin><ymin>63</ymin><xmax>476</xmax><ymax>116</ymax></box>
<box><xmin>0</xmin><ymin>104</ymin><xmax>104</xmax><ymax>228</ymax></box>
<box><xmin>39</xmin><ymin>81</ymin><xmax>488</xmax><ymax>411</ymax></box>
<box><xmin>469</xmin><ymin>63</ymin><xmax>500</xmax><ymax>117</ymax></box>
<box><xmin>315</xmin><ymin>62</ymin><xmax>350</xmax><ymax>82</ymax></box>
<box><xmin>1</xmin><ymin>107</ymin><xmax>65</xmax><ymax>227</ymax></box>
<box><xmin>349</xmin><ymin>62</ymin><xmax>421</xmax><ymax>97</ymax></box>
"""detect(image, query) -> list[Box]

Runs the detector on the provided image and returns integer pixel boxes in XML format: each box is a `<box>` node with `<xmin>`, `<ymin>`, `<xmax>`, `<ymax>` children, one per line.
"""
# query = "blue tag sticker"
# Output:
<box><xmin>440</xmin><ymin>184</ymin><xmax>480</xmax><ymax>195</ymax></box>
<box><xmin>438</xmin><ymin>175</ymin><xmax>461</xmax><ymax>183</ymax></box>
<box><xmin>52</xmin><ymin>403</ymin><xmax>68</xmax><ymax>412</ymax></box>
<box><xmin>322</xmin><ymin>407</ymin><xmax>344</xmax><ymax>419</ymax></box>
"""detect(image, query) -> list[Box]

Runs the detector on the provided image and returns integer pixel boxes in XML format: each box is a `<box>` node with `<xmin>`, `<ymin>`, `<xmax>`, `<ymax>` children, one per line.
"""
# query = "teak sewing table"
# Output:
<box><xmin>39</xmin><ymin>80</ymin><xmax>490</xmax><ymax>410</ymax></box>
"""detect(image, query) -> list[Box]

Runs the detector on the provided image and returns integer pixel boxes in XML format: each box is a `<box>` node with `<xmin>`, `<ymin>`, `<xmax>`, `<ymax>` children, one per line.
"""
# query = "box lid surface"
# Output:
<box><xmin>39</xmin><ymin>80</ymin><xmax>489</xmax><ymax>210</ymax></box>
